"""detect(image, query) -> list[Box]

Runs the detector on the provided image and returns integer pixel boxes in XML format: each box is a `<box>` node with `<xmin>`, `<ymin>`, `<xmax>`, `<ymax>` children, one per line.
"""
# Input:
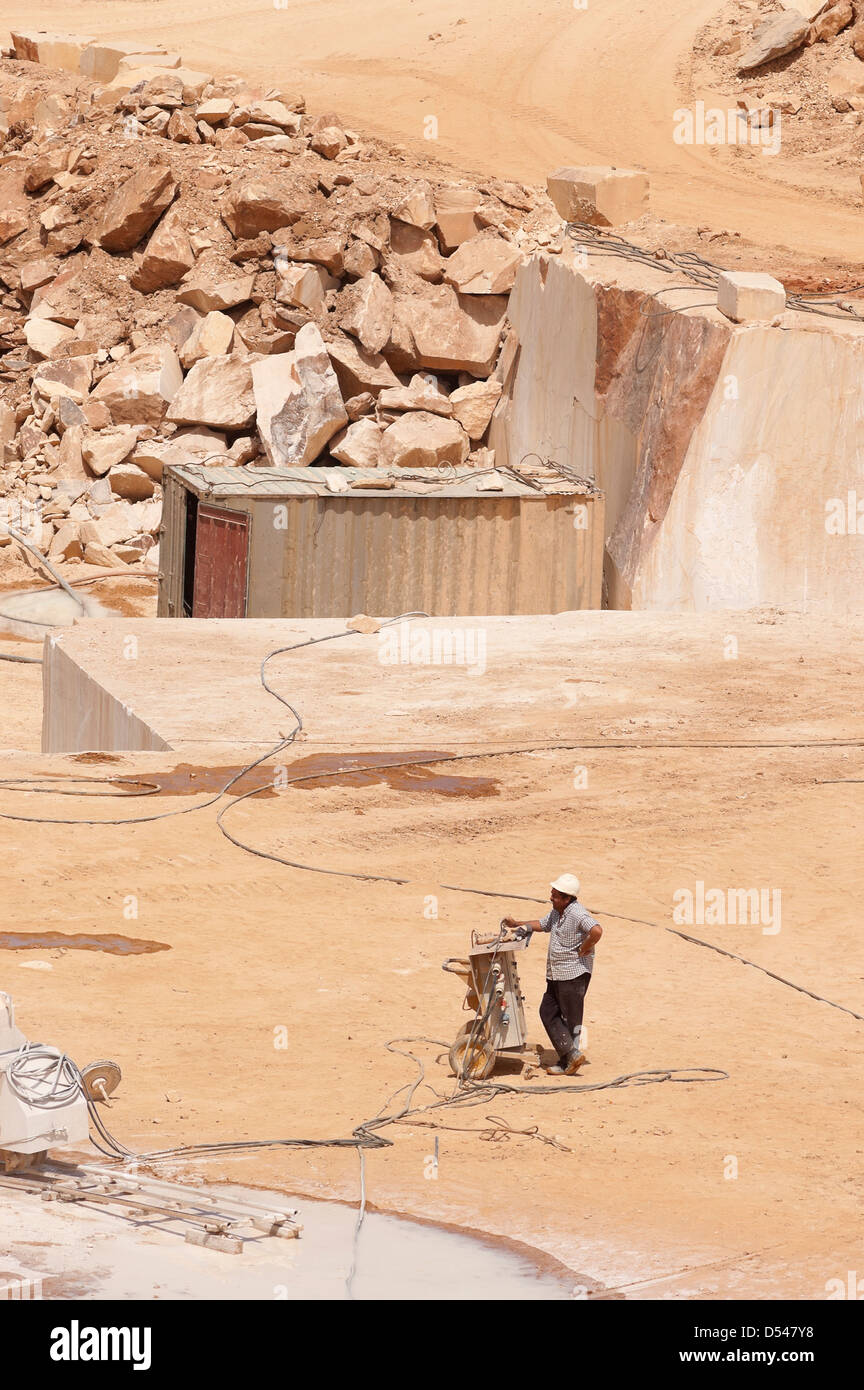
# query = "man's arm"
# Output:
<box><xmin>578</xmin><ymin>924</ymin><xmax>602</xmax><ymax>955</ymax></box>
<box><xmin>502</xmin><ymin>916</ymin><xmax>545</xmax><ymax>932</ymax></box>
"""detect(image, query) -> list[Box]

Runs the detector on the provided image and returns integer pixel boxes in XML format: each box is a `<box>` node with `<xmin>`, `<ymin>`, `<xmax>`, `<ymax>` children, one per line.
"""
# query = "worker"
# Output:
<box><xmin>503</xmin><ymin>873</ymin><xmax>602</xmax><ymax>1075</ymax></box>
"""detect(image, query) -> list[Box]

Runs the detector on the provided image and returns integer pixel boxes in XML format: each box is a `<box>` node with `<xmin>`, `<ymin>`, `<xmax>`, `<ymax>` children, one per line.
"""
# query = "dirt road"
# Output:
<box><xmin>4</xmin><ymin>0</ymin><xmax>862</xmax><ymax>263</ymax></box>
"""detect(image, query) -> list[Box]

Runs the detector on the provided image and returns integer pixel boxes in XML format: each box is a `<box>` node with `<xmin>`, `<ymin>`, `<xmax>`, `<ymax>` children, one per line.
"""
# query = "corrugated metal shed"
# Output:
<box><xmin>167</xmin><ymin>463</ymin><xmax>599</xmax><ymax>499</ymax></box>
<box><xmin>158</xmin><ymin>464</ymin><xmax>605</xmax><ymax>619</ymax></box>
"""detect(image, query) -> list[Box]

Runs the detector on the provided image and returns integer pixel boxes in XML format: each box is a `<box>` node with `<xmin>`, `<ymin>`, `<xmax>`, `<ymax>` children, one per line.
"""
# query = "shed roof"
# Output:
<box><xmin>166</xmin><ymin>462</ymin><xmax>600</xmax><ymax>501</ymax></box>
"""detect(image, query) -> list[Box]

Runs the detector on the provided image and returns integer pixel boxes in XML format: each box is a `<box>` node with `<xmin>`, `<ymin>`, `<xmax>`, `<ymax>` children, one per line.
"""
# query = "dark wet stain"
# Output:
<box><xmin>70</xmin><ymin>752</ymin><xmax>123</xmax><ymax>764</ymax></box>
<box><xmin>147</xmin><ymin>763</ymin><xmax>278</xmax><ymax>797</ymax></box>
<box><xmin>0</xmin><ymin>932</ymin><xmax>170</xmax><ymax>955</ymax></box>
<box><xmin>283</xmin><ymin>751</ymin><xmax>499</xmax><ymax>797</ymax></box>
<box><xmin>55</xmin><ymin>754</ymin><xmax>499</xmax><ymax>800</ymax></box>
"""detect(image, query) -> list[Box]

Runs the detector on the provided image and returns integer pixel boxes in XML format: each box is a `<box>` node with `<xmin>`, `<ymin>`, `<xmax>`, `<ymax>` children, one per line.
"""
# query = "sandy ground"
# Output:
<box><xmin>1</xmin><ymin>607</ymin><xmax>863</xmax><ymax>1298</ymax></box>
<box><xmin>3</xmin><ymin>0</ymin><xmax>862</xmax><ymax>266</ymax></box>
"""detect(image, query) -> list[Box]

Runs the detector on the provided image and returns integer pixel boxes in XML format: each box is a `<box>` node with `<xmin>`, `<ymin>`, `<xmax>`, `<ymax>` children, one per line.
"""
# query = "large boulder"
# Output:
<box><xmin>252</xmin><ymin>322</ymin><xmax>347</xmax><ymax>466</ymax></box>
<box><xmin>221</xmin><ymin>177</ymin><xmax>313</xmax><ymax>238</ymax></box>
<box><xmin>338</xmin><ymin>272</ymin><xmax>393</xmax><ymax>354</ymax></box>
<box><xmin>91</xmin><ymin>163</ymin><xmax>178</xmax><ymax>253</ymax></box>
<box><xmin>130</xmin><ymin>215</ymin><xmax>195</xmax><ymax>292</ymax></box>
<box><xmin>329</xmin><ymin>417</ymin><xmax>384</xmax><ymax>468</ymax></box>
<box><xmin>82</xmin><ymin>427</ymin><xmax>139</xmax><ymax>476</ymax></box>
<box><xmin>434</xmin><ymin>187</ymin><xmax>483</xmax><ymax>252</ymax></box>
<box><xmin>443</xmin><ymin>233</ymin><xmax>523</xmax><ymax>295</ymax></box>
<box><xmin>178</xmin><ymin>311</ymin><xmax>235</xmax><ymax>368</ymax></box>
<box><xmin>91</xmin><ymin>344</ymin><xmax>183</xmax><ymax>424</ymax></box>
<box><xmin>388</xmin><ymin>285</ymin><xmax>508</xmax><ymax>377</ymax></box>
<box><xmin>388</xmin><ymin>220</ymin><xmax>443</xmax><ymax>282</ymax></box>
<box><xmin>449</xmin><ymin>379</ymin><xmax>503</xmax><ymax>440</ymax></box>
<box><xmin>738</xmin><ymin>12</ymin><xmax>809</xmax><ymax>71</ymax></box>
<box><xmin>166</xmin><ymin>356</ymin><xmax>256</xmax><ymax>429</ymax></box>
<box><xmin>326</xmin><ymin>338</ymin><xmax>400</xmax><ymax>397</ymax></box>
<box><xmin>131</xmin><ymin>427</ymin><xmax>227</xmax><ymax>481</ymax></box>
<box><xmin>378</xmin><ymin>373</ymin><xmax>453</xmax><ymax>417</ymax></box>
<box><xmin>379</xmin><ymin>411</ymin><xmax>470</xmax><ymax>469</ymax></box>
<box><xmin>176</xmin><ymin>273</ymin><xmax>255</xmax><ymax>313</ymax></box>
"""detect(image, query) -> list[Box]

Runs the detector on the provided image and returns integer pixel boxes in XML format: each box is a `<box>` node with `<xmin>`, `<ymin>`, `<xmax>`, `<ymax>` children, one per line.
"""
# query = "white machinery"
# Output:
<box><xmin>0</xmin><ymin>992</ymin><xmax>119</xmax><ymax>1170</ymax></box>
<box><xmin>442</xmin><ymin>925</ymin><xmax>529</xmax><ymax>1080</ymax></box>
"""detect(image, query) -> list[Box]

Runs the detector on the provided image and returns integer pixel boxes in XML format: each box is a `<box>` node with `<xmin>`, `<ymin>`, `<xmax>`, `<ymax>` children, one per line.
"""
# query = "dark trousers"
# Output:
<box><xmin>539</xmin><ymin>974</ymin><xmax>591</xmax><ymax>1058</ymax></box>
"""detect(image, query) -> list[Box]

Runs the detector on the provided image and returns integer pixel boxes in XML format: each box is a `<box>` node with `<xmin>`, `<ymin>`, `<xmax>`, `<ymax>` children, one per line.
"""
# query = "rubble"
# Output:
<box><xmin>0</xmin><ymin>33</ymin><xmax>570</xmax><ymax>574</ymax></box>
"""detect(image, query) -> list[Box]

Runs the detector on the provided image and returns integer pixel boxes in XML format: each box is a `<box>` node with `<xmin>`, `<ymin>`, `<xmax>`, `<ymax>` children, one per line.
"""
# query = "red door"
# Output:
<box><xmin>191</xmin><ymin>505</ymin><xmax>250</xmax><ymax>618</ymax></box>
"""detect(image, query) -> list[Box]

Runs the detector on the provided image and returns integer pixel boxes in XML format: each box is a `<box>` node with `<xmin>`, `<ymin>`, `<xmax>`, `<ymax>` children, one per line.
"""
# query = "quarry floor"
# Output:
<box><xmin>8</xmin><ymin>0</ymin><xmax>864</xmax><ymax>271</ymax></box>
<box><xmin>1</xmin><ymin>599</ymin><xmax>863</xmax><ymax>1298</ymax></box>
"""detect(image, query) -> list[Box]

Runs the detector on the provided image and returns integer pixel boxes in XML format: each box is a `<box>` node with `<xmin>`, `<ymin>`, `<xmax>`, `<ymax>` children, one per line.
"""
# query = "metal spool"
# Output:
<box><xmin>80</xmin><ymin>1060</ymin><xmax>122</xmax><ymax>1101</ymax></box>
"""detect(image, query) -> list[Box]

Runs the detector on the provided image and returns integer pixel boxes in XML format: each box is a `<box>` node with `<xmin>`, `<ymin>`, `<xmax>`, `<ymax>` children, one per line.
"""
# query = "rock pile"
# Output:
<box><xmin>0</xmin><ymin>31</ymin><xmax>567</xmax><ymax>573</ymax></box>
<box><xmin>694</xmin><ymin>0</ymin><xmax>864</xmax><ymax>167</ymax></box>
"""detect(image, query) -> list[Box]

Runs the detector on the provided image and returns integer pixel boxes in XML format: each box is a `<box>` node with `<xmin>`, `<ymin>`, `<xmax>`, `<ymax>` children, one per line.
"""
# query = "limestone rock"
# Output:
<box><xmin>179</xmin><ymin>311</ymin><xmax>235</xmax><ymax>368</ymax></box>
<box><xmin>388</xmin><ymin>220</ymin><xmax>443</xmax><ymax>282</ymax></box>
<box><xmin>274</xmin><ymin>261</ymin><xmax>335</xmax><ymax>311</ymax></box>
<box><xmin>443</xmin><ymin>233</ymin><xmax>523</xmax><ymax>295</ymax></box>
<box><xmin>310</xmin><ymin>125</ymin><xmax>348</xmax><ymax>159</ymax></box>
<box><xmin>378</xmin><ymin>373</ymin><xmax>453</xmax><ymax>417</ymax></box>
<box><xmin>379</xmin><ymin>411</ymin><xmax>470</xmax><ymax>469</ymax></box>
<box><xmin>717</xmin><ymin>271</ymin><xmax>786</xmax><ymax>323</ymax></box>
<box><xmin>108</xmin><ymin>462</ymin><xmax>156</xmax><ymax>500</ymax></box>
<box><xmin>434</xmin><ymin>187</ymin><xmax>483</xmax><ymax>252</ymax></box>
<box><xmin>130</xmin><ymin>215</ymin><xmax>195</xmax><ymax>292</ymax></box>
<box><xmin>196</xmin><ymin>97</ymin><xmax>235</xmax><ymax>125</ymax></box>
<box><xmin>91</xmin><ymin>344</ymin><xmax>183</xmax><ymax>424</ymax></box>
<box><xmin>809</xmin><ymin>1</ymin><xmax>853</xmax><ymax>42</ymax></box>
<box><xmin>547</xmin><ymin>167</ymin><xmax>649</xmax><ymax>227</ymax></box>
<box><xmin>329</xmin><ymin>417</ymin><xmax>384</xmax><ymax>468</ymax></box>
<box><xmin>828</xmin><ymin>56</ymin><xmax>864</xmax><ymax>108</ymax></box>
<box><xmin>166</xmin><ymin>110</ymin><xmax>200</xmax><ymax>144</ymax></box>
<box><xmin>252</xmin><ymin>322</ymin><xmax>347</xmax><ymax>466</ymax></box>
<box><xmin>81</xmin><ymin>427</ymin><xmax>139</xmax><ymax>476</ymax></box>
<box><xmin>48</xmin><ymin>521</ymin><xmax>83</xmax><ymax>562</ymax></box>
<box><xmin>338</xmin><ymin>273</ymin><xmax>393</xmax><ymax>354</ymax></box>
<box><xmin>167</xmin><ymin>356</ymin><xmax>256</xmax><ymax>429</ymax></box>
<box><xmin>327</xmin><ymin>338</ymin><xmax>400</xmax><ymax>397</ymax></box>
<box><xmin>343</xmin><ymin>239</ymin><xmax>379</xmax><ymax>279</ymax></box>
<box><xmin>393</xmin><ymin>181</ymin><xmax>436</xmax><ymax>230</ymax></box>
<box><xmin>346</xmin><ymin>393</ymin><xmax>375</xmax><ymax>421</ymax></box>
<box><xmin>131</xmin><ymin>427</ymin><xmax>228</xmax><ymax>481</ymax></box>
<box><xmin>449</xmin><ymin>379</ymin><xmax>503</xmax><ymax>440</ymax></box>
<box><xmin>389</xmin><ymin>284</ymin><xmax>508</xmax><ymax>377</ymax></box>
<box><xmin>92</xmin><ymin>163</ymin><xmax>178</xmax><ymax>253</ymax></box>
<box><xmin>176</xmin><ymin>274</ymin><xmax>255</xmax><ymax>313</ymax></box>
<box><xmin>738</xmin><ymin>12</ymin><xmax>809</xmax><ymax>70</ymax></box>
<box><xmin>33</xmin><ymin>356</ymin><xmax>94</xmax><ymax>403</ymax></box>
<box><xmin>24</xmin><ymin>319</ymin><xmax>76</xmax><ymax>358</ymax></box>
<box><xmin>221</xmin><ymin>178</ymin><xmax>313</xmax><ymax>238</ymax></box>
<box><xmin>11</xmin><ymin>29</ymin><xmax>95</xmax><ymax>71</ymax></box>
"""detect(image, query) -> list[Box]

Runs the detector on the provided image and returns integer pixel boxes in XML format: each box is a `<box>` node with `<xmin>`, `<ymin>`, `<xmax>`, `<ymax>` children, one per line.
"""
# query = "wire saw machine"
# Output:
<box><xmin>442</xmin><ymin>924</ymin><xmax>529</xmax><ymax>1080</ymax></box>
<box><xmin>0</xmin><ymin>992</ymin><xmax>120</xmax><ymax>1172</ymax></box>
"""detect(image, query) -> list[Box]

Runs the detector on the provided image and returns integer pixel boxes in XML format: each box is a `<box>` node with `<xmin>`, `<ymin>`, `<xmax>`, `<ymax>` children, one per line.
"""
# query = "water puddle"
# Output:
<box><xmin>122</xmin><ymin>753</ymin><xmax>499</xmax><ymax>799</ymax></box>
<box><xmin>0</xmin><ymin>932</ymin><xmax>170</xmax><ymax>955</ymax></box>
<box><xmin>5</xmin><ymin>1180</ymin><xmax>584</xmax><ymax>1300</ymax></box>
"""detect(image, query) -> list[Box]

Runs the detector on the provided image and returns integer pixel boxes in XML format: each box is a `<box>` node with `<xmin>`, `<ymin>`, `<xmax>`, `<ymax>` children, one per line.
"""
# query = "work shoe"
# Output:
<box><xmin>564</xmin><ymin>1050</ymin><xmax>586</xmax><ymax>1075</ymax></box>
<box><xmin>544</xmin><ymin>1056</ymin><xmax>570</xmax><ymax>1075</ymax></box>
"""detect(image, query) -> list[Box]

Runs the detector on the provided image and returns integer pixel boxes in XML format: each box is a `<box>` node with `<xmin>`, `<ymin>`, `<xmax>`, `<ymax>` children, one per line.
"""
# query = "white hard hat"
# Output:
<box><xmin>550</xmin><ymin>873</ymin><xmax>580</xmax><ymax>898</ymax></box>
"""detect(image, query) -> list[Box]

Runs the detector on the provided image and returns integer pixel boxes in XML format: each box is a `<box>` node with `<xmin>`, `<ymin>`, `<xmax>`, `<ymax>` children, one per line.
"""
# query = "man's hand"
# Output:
<box><xmin>502</xmin><ymin>916</ymin><xmax>519</xmax><ymax>929</ymax></box>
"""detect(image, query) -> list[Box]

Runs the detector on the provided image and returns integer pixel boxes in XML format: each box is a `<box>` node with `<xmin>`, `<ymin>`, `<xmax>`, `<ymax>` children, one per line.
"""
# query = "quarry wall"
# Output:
<box><xmin>492</xmin><ymin>249</ymin><xmax>864</xmax><ymax>613</ymax></box>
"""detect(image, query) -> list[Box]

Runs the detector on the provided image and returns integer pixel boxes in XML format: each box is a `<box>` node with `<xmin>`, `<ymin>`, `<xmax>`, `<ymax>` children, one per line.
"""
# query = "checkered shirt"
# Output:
<box><xmin>538</xmin><ymin>899</ymin><xmax>599</xmax><ymax>981</ymax></box>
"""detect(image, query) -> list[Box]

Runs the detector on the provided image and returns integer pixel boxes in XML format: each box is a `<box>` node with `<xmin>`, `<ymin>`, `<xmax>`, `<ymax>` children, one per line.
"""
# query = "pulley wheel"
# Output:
<box><xmin>81</xmin><ymin>1059</ymin><xmax>122</xmax><ymax>1101</ymax></box>
<box><xmin>449</xmin><ymin>1033</ymin><xmax>496</xmax><ymax>1081</ymax></box>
